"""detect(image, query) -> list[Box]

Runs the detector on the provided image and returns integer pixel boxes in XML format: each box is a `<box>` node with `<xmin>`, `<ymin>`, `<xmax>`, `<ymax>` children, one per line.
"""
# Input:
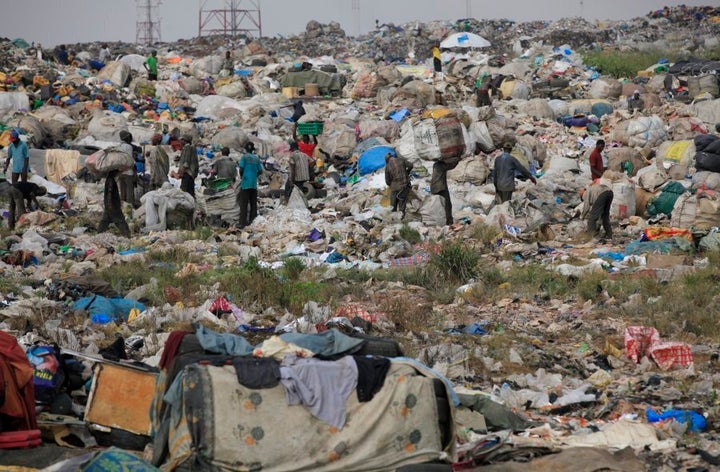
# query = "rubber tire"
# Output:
<box><xmin>90</xmin><ymin>428</ymin><xmax>150</xmax><ymax>451</ymax></box>
<box><xmin>302</xmin><ymin>182</ymin><xmax>316</xmax><ymax>199</ymax></box>
<box><xmin>350</xmin><ymin>333</ymin><xmax>403</xmax><ymax>357</ymax></box>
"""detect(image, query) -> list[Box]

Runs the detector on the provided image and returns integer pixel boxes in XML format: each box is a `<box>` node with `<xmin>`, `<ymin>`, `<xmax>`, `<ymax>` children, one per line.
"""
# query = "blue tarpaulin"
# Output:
<box><xmin>72</xmin><ymin>296</ymin><xmax>145</xmax><ymax>321</ymax></box>
<box><xmin>358</xmin><ymin>145</ymin><xmax>395</xmax><ymax>175</ymax></box>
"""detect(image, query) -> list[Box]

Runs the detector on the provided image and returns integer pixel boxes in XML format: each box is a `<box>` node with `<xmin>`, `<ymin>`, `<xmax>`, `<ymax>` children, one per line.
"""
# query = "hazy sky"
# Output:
<box><xmin>0</xmin><ymin>0</ymin><xmax>713</xmax><ymax>47</ymax></box>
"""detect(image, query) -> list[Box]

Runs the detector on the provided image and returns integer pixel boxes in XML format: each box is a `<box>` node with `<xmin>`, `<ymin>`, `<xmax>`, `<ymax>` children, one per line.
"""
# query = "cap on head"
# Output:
<box><xmin>10</xmin><ymin>130</ymin><xmax>19</xmax><ymax>139</ymax></box>
<box><xmin>119</xmin><ymin>130</ymin><xmax>132</xmax><ymax>143</ymax></box>
<box><xmin>502</xmin><ymin>142</ymin><xmax>513</xmax><ymax>151</ymax></box>
<box><xmin>634</xmin><ymin>90</ymin><xmax>640</xmax><ymax>95</ymax></box>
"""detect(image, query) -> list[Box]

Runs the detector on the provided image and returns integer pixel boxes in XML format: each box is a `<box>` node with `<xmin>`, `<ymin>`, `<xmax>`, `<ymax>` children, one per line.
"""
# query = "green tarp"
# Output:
<box><xmin>280</xmin><ymin>70</ymin><xmax>342</xmax><ymax>96</ymax></box>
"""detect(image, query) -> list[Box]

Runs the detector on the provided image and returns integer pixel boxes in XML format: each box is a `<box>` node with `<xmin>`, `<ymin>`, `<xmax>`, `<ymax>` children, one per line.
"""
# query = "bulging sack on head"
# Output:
<box><xmin>86</xmin><ymin>149</ymin><xmax>134</xmax><ymax>176</ymax></box>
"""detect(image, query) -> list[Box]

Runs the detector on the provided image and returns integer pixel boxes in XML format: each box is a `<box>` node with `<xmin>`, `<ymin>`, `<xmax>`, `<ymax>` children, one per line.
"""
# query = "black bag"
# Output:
<box><xmin>695</xmin><ymin>151</ymin><xmax>720</xmax><ymax>173</ymax></box>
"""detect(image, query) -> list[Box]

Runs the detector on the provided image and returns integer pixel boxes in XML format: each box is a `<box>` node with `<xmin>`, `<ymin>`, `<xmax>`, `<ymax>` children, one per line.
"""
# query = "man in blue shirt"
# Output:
<box><xmin>3</xmin><ymin>130</ymin><xmax>30</xmax><ymax>184</ymax></box>
<box><xmin>238</xmin><ymin>142</ymin><xmax>263</xmax><ymax>228</ymax></box>
<box><xmin>493</xmin><ymin>142</ymin><xmax>536</xmax><ymax>203</ymax></box>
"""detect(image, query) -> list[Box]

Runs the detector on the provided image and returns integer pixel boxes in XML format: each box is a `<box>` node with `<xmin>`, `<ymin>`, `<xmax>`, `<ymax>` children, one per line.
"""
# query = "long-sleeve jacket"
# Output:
<box><xmin>431</xmin><ymin>159</ymin><xmax>459</xmax><ymax>194</ymax></box>
<box><xmin>385</xmin><ymin>155</ymin><xmax>413</xmax><ymax>191</ymax></box>
<box><xmin>493</xmin><ymin>152</ymin><xmax>533</xmax><ymax>192</ymax></box>
<box><xmin>178</xmin><ymin>144</ymin><xmax>199</xmax><ymax>178</ymax></box>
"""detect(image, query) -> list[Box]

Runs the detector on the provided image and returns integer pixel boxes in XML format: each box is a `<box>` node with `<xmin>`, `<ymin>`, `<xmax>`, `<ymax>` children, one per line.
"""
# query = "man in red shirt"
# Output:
<box><xmin>293</xmin><ymin>123</ymin><xmax>317</xmax><ymax>158</ymax></box>
<box><xmin>589</xmin><ymin>139</ymin><xmax>605</xmax><ymax>180</ymax></box>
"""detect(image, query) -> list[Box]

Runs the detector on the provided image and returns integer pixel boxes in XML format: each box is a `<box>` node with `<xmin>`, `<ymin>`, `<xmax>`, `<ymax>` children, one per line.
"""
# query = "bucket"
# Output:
<box><xmin>304</xmin><ymin>83</ymin><xmax>319</xmax><ymax>97</ymax></box>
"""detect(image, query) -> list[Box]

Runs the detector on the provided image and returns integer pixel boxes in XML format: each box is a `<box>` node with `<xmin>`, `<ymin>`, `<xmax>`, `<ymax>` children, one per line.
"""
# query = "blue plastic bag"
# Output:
<box><xmin>647</xmin><ymin>408</ymin><xmax>706</xmax><ymax>432</ymax></box>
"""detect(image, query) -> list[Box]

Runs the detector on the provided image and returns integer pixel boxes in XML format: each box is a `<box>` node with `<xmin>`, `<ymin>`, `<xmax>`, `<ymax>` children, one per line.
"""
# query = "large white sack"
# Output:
<box><xmin>470</xmin><ymin>121</ymin><xmax>494</xmax><ymax>153</ymax></box>
<box><xmin>87</xmin><ymin>112</ymin><xmax>128</xmax><ymax>141</ymax></box>
<box><xmin>318</xmin><ymin>124</ymin><xmax>357</xmax><ymax>158</ymax></box>
<box><xmin>396</xmin><ymin>121</ymin><xmax>419</xmax><ymax>162</ymax></box>
<box><xmin>465</xmin><ymin>188</ymin><xmax>496</xmax><ymax>210</ymax></box>
<box><xmin>447</xmin><ymin>157</ymin><xmax>489</xmax><ymax>185</ymax></box>
<box><xmin>191</xmin><ymin>55</ymin><xmax>224</xmax><ymax>77</ymax></box>
<box><xmin>413</xmin><ymin>119</ymin><xmax>441</xmax><ymax>161</ymax></box>
<box><xmin>498</xmin><ymin>62</ymin><xmax>532</xmax><ymax>79</ymax></box>
<box><xmin>461</xmin><ymin>123</ymin><xmax>475</xmax><ymax>158</ymax></box>
<box><xmin>96</xmin><ymin>61</ymin><xmax>131</xmax><ymax>87</ymax></box>
<box><xmin>545</xmin><ymin>155</ymin><xmax>579</xmax><ymax>175</ymax></box>
<box><xmin>216</xmin><ymin>82</ymin><xmax>247</xmax><ymax>99</ymax></box>
<box><xmin>0</xmin><ymin>92</ymin><xmax>30</xmax><ymax>121</ymax></box>
<box><xmin>627</xmin><ymin>115</ymin><xmax>667</xmax><ymax>148</ymax></box>
<box><xmin>610</xmin><ymin>180</ymin><xmax>636</xmax><ymax>221</ymax></box>
<box><xmin>548</xmin><ymin>99</ymin><xmax>569</xmax><ymax>119</ymax></box>
<box><xmin>689</xmin><ymin>99</ymin><xmax>720</xmax><ymax>125</ymax></box>
<box><xmin>671</xmin><ymin>193</ymin><xmax>697</xmax><ymax>228</ymax></box>
<box><xmin>692</xmin><ymin>171</ymin><xmax>720</xmax><ymax>190</ymax></box>
<box><xmin>520</xmin><ymin>99</ymin><xmax>554</xmax><ymax>119</ymax></box>
<box><xmin>636</xmin><ymin>166</ymin><xmax>669</xmax><ymax>192</ymax></box>
<box><xmin>195</xmin><ymin>95</ymin><xmax>243</xmax><ymax>120</ymax></box>
<box><xmin>507</xmin><ymin>81</ymin><xmax>530</xmax><ymax>100</ymax></box>
<box><xmin>126</xmin><ymin>125</ymin><xmax>156</xmax><ymax>144</ymax></box>
<box><xmin>589</xmin><ymin>78</ymin><xmax>621</xmax><ymax>99</ymax></box>
<box><xmin>212</xmin><ymin>127</ymin><xmax>249</xmax><ymax>150</ymax></box>
<box><xmin>119</xmin><ymin>54</ymin><xmax>147</xmax><ymax>72</ymax></box>
<box><xmin>8</xmin><ymin>115</ymin><xmax>46</xmax><ymax>146</ymax></box>
<box><xmin>419</xmin><ymin>194</ymin><xmax>448</xmax><ymax>226</ymax></box>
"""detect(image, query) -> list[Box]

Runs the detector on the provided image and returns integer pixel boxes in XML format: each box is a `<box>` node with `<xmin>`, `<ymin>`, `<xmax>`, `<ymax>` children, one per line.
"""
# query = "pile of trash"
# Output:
<box><xmin>2</xmin><ymin>5</ymin><xmax>720</xmax><ymax>471</ymax></box>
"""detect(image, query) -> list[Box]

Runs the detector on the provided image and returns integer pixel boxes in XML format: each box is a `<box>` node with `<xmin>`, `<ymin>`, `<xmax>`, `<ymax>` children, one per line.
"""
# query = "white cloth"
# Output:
<box><xmin>141</xmin><ymin>184</ymin><xmax>195</xmax><ymax>231</ymax></box>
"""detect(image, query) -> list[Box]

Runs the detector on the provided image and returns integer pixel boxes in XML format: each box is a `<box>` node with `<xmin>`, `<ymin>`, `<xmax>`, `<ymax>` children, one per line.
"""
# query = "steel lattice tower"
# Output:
<box><xmin>136</xmin><ymin>0</ymin><xmax>162</xmax><ymax>45</ymax></box>
<box><xmin>198</xmin><ymin>0</ymin><xmax>263</xmax><ymax>39</ymax></box>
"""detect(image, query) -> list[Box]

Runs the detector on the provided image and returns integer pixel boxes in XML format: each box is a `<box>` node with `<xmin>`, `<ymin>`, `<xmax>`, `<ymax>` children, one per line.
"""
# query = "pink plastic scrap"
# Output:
<box><xmin>624</xmin><ymin>326</ymin><xmax>693</xmax><ymax>371</ymax></box>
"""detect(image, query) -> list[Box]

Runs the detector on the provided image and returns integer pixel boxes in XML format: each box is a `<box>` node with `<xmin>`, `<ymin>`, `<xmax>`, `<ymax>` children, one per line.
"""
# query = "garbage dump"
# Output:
<box><xmin>2</xmin><ymin>4</ymin><xmax>720</xmax><ymax>471</ymax></box>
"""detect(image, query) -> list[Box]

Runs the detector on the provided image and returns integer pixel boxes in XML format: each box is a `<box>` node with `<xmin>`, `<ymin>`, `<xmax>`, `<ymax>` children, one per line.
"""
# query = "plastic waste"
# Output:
<box><xmin>464</xmin><ymin>322</ymin><xmax>487</xmax><ymax>336</ymax></box>
<box><xmin>554</xmin><ymin>385</ymin><xmax>596</xmax><ymax>407</ymax></box>
<box><xmin>646</xmin><ymin>408</ymin><xmax>706</xmax><ymax>432</ymax></box>
<box><xmin>91</xmin><ymin>314</ymin><xmax>115</xmax><ymax>324</ymax></box>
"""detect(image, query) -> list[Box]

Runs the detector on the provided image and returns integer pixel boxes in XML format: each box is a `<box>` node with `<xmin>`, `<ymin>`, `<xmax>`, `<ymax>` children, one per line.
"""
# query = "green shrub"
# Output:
<box><xmin>430</xmin><ymin>241</ymin><xmax>480</xmax><ymax>283</ymax></box>
<box><xmin>282</xmin><ymin>257</ymin><xmax>306</xmax><ymax>281</ymax></box>
<box><xmin>399</xmin><ymin>224</ymin><xmax>422</xmax><ymax>244</ymax></box>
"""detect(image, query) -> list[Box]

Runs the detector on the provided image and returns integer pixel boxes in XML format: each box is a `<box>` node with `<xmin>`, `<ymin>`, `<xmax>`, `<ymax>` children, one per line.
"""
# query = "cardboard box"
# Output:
<box><xmin>85</xmin><ymin>363</ymin><xmax>158</xmax><ymax>436</ymax></box>
<box><xmin>282</xmin><ymin>86</ymin><xmax>300</xmax><ymax>99</ymax></box>
<box><xmin>646</xmin><ymin>253</ymin><xmax>692</xmax><ymax>269</ymax></box>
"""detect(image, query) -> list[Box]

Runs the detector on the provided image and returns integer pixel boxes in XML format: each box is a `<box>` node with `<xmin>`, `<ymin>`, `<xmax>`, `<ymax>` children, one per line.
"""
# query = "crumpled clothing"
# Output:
<box><xmin>253</xmin><ymin>336</ymin><xmax>315</xmax><ymax>360</ymax></box>
<box><xmin>233</xmin><ymin>357</ymin><xmax>281</xmax><ymax>389</ymax></box>
<box><xmin>280</xmin><ymin>356</ymin><xmax>358</xmax><ymax>429</ymax></box>
<box><xmin>195</xmin><ymin>324</ymin><xmax>254</xmax><ymax>356</ymax></box>
<box><xmin>279</xmin><ymin>328</ymin><xmax>364</xmax><ymax>359</ymax></box>
<box><xmin>141</xmin><ymin>184</ymin><xmax>196</xmax><ymax>232</ymax></box>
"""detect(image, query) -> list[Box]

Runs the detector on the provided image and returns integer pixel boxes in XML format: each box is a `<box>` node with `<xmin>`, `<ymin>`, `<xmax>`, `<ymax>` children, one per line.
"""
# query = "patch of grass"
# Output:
<box><xmin>582</xmin><ymin>49</ymin><xmax>679</xmax><ymax>78</ymax></box>
<box><xmin>185</xmin><ymin>225</ymin><xmax>214</xmax><ymax>241</ymax></box>
<box><xmin>504</xmin><ymin>264</ymin><xmax>573</xmax><ymax>300</ymax></box>
<box><xmin>399</xmin><ymin>224</ymin><xmax>422</xmax><ymax>245</ymax></box>
<box><xmin>470</xmin><ymin>222</ymin><xmax>502</xmax><ymax>247</ymax></box>
<box><xmin>282</xmin><ymin>257</ymin><xmax>306</xmax><ymax>281</ymax></box>
<box><xmin>429</xmin><ymin>241</ymin><xmax>481</xmax><ymax>283</ymax></box>
<box><xmin>378</xmin><ymin>292</ymin><xmax>434</xmax><ymax>331</ymax></box>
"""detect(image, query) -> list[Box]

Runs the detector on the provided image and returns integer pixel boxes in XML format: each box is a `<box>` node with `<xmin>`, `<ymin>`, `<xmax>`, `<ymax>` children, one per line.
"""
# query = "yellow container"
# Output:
<box><xmin>282</xmin><ymin>86</ymin><xmax>300</xmax><ymax>99</ymax></box>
